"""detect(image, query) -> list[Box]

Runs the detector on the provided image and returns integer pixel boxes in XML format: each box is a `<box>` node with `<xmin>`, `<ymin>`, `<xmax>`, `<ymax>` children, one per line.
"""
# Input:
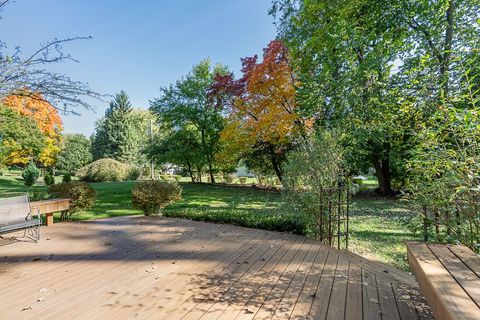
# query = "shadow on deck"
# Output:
<box><xmin>0</xmin><ymin>216</ymin><xmax>433</xmax><ymax>319</ymax></box>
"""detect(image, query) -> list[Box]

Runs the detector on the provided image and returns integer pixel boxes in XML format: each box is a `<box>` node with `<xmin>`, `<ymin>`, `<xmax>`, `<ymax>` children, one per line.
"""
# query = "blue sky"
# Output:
<box><xmin>1</xmin><ymin>0</ymin><xmax>276</xmax><ymax>135</ymax></box>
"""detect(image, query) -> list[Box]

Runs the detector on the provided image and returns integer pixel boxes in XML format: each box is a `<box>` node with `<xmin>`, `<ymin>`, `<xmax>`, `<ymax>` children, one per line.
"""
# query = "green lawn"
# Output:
<box><xmin>0</xmin><ymin>175</ymin><xmax>419</xmax><ymax>271</ymax></box>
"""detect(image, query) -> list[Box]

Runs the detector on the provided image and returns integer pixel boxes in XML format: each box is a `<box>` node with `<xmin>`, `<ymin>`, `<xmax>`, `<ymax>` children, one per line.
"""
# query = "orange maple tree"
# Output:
<box><xmin>3</xmin><ymin>92</ymin><xmax>63</xmax><ymax>166</ymax></box>
<box><xmin>211</xmin><ymin>40</ymin><xmax>311</xmax><ymax>180</ymax></box>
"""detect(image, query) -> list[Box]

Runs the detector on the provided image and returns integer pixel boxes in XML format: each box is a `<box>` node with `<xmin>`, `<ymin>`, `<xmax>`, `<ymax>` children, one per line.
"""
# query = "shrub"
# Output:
<box><xmin>223</xmin><ymin>174</ymin><xmax>233</xmax><ymax>184</ymax></box>
<box><xmin>282</xmin><ymin>131</ymin><xmax>349</xmax><ymax>240</ymax></box>
<box><xmin>77</xmin><ymin>158</ymin><xmax>131</xmax><ymax>182</ymax></box>
<box><xmin>44</xmin><ymin>170</ymin><xmax>55</xmax><ymax>186</ymax></box>
<box><xmin>127</xmin><ymin>166</ymin><xmax>141</xmax><ymax>181</ymax></box>
<box><xmin>48</xmin><ymin>182</ymin><xmax>96</xmax><ymax>220</ymax></box>
<box><xmin>132</xmin><ymin>181</ymin><xmax>182</xmax><ymax>216</ymax></box>
<box><xmin>173</xmin><ymin>175</ymin><xmax>181</xmax><ymax>182</ymax></box>
<box><xmin>29</xmin><ymin>190</ymin><xmax>48</xmax><ymax>201</ymax></box>
<box><xmin>62</xmin><ymin>173</ymin><xmax>72</xmax><ymax>183</ymax></box>
<box><xmin>238</xmin><ymin>177</ymin><xmax>247</xmax><ymax>184</ymax></box>
<box><xmin>164</xmin><ymin>209</ymin><xmax>311</xmax><ymax>235</ymax></box>
<box><xmin>406</xmin><ymin>107</ymin><xmax>480</xmax><ymax>250</ymax></box>
<box><xmin>22</xmin><ymin>161</ymin><xmax>40</xmax><ymax>187</ymax></box>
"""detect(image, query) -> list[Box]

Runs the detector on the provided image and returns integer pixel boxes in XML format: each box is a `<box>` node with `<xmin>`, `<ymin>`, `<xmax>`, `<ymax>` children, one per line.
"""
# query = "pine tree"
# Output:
<box><xmin>91</xmin><ymin>91</ymin><xmax>152</xmax><ymax>165</ymax></box>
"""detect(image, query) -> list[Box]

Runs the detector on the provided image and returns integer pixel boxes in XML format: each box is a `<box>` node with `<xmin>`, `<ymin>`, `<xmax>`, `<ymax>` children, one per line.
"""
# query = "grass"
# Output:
<box><xmin>163</xmin><ymin>184</ymin><xmax>309</xmax><ymax>235</ymax></box>
<box><xmin>349</xmin><ymin>197</ymin><xmax>420</xmax><ymax>271</ymax></box>
<box><xmin>0</xmin><ymin>174</ymin><xmax>419</xmax><ymax>271</ymax></box>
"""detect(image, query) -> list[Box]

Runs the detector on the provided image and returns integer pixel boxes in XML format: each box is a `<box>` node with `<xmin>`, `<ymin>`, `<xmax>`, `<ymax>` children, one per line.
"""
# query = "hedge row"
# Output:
<box><xmin>163</xmin><ymin>208</ymin><xmax>312</xmax><ymax>236</ymax></box>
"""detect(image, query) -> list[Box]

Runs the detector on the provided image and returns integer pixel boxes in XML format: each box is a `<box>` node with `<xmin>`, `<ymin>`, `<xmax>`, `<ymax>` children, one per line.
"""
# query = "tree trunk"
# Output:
<box><xmin>441</xmin><ymin>0</ymin><xmax>455</xmax><ymax>97</ymax></box>
<box><xmin>196</xmin><ymin>165</ymin><xmax>202</xmax><ymax>182</ymax></box>
<box><xmin>200</xmin><ymin>130</ymin><xmax>215</xmax><ymax>183</ymax></box>
<box><xmin>372</xmin><ymin>157</ymin><xmax>392</xmax><ymax>195</ymax></box>
<box><xmin>186</xmin><ymin>159</ymin><xmax>195</xmax><ymax>182</ymax></box>
<box><xmin>268</xmin><ymin>144</ymin><xmax>283</xmax><ymax>182</ymax></box>
<box><xmin>208</xmin><ymin>162</ymin><xmax>215</xmax><ymax>183</ymax></box>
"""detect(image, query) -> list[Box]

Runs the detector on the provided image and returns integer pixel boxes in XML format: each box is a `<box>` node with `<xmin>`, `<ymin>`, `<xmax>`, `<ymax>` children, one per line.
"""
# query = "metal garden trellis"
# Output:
<box><xmin>316</xmin><ymin>185</ymin><xmax>350</xmax><ymax>250</ymax></box>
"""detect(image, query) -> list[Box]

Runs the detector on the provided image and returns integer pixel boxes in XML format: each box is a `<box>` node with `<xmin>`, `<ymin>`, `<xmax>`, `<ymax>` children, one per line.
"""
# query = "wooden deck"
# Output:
<box><xmin>0</xmin><ymin>216</ymin><xmax>432</xmax><ymax>319</ymax></box>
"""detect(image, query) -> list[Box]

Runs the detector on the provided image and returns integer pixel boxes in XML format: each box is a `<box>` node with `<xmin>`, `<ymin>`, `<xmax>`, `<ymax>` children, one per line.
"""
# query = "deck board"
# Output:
<box><xmin>0</xmin><ymin>216</ymin><xmax>431</xmax><ymax>319</ymax></box>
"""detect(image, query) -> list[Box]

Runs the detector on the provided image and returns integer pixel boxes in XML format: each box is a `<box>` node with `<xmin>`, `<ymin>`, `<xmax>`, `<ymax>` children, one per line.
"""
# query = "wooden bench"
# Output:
<box><xmin>0</xmin><ymin>194</ymin><xmax>41</xmax><ymax>242</ymax></box>
<box><xmin>30</xmin><ymin>198</ymin><xmax>70</xmax><ymax>226</ymax></box>
<box><xmin>406</xmin><ymin>241</ymin><xmax>480</xmax><ymax>320</ymax></box>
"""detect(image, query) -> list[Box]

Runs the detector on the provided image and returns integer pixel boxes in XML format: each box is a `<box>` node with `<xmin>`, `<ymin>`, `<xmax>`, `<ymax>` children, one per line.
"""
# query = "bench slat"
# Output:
<box><xmin>449</xmin><ymin>245</ymin><xmax>480</xmax><ymax>278</ymax></box>
<box><xmin>428</xmin><ymin>244</ymin><xmax>480</xmax><ymax>308</ymax></box>
<box><xmin>406</xmin><ymin>241</ymin><xmax>480</xmax><ymax>320</ymax></box>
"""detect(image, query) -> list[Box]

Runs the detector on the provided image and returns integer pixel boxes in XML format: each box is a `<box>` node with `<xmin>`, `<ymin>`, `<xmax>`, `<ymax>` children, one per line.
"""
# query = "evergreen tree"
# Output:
<box><xmin>91</xmin><ymin>91</ymin><xmax>153</xmax><ymax>165</ymax></box>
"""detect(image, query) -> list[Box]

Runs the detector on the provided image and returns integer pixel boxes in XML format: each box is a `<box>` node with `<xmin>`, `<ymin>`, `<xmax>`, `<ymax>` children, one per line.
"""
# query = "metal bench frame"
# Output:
<box><xmin>0</xmin><ymin>194</ymin><xmax>41</xmax><ymax>243</ymax></box>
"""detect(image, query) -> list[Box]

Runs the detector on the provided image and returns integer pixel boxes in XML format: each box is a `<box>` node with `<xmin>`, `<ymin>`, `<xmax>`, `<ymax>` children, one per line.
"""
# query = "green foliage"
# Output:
<box><xmin>283</xmin><ymin>131</ymin><xmax>346</xmax><ymax>217</ymax></box>
<box><xmin>149</xmin><ymin>59</ymin><xmax>229</xmax><ymax>183</ymax></box>
<box><xmin>131</xmin><ymin>181</ymin><xmax>182</xmax><ymax>216</ymax></box>
<box><xmin>57</xmin><ymin>134</ymin><xmax>92</xmax><ymax>175</ymax></box>
<box><xmin>44</xmin><ymin>171</ymin><xmax>55</xmax><ymax>186</ymax></box>
<box><xmin>48</xmin><ymin>182</ymin><xmax>96</xmax><ymax>219</ymax></box>
<box><xmin>91</xmin><ymin>91</ymin><xmax>155</xmax><ymax>165</ymax></box>
<box><xmin>0</xmin><ymin>105</ymin><xmax>45</xmax><ymax>166</ymax></box>
<box><xmin>22</xmin><ymin>161</ymin><xmax>40</xmax><ymax>187</ymax></box>
<box><xmin>271</xmin><ymin>0</ymin><xmax>480</xmax><ymax>195</ymax></box>
<box><xmin>165</xmin><ymin>208</ymin><xmax>310</xmax><ymax>235</ymax></box>
<box><xmin>406</xmin><ymin>107</ymin><xmax>480</xmax><ymax>250</ymax></box>
<box><xmin>77</xmin><ymin>158</ymin><xmax>134</xmax><ymax>182</ymax></box>
<box><xmin>238</xmin><ymin>177</ymin><xmax>247</xmax><ymax>184</ymax></box>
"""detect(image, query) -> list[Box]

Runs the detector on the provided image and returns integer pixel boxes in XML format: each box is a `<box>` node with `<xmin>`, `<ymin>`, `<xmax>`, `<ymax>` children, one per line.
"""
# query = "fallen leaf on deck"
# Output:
<box><xmin>369</xmin><ymin>298</ymin><xmax>379</xmax><ymax>304</ymax></box>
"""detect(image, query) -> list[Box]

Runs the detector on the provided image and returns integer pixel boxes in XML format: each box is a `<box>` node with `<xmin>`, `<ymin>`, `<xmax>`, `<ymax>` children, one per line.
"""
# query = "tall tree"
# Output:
<box><xmin>91</xmin><ymin>91</ymin><xmax>153</xmax><ymax>165</ymax></box>
<box><xmin>2</xmin><ymin>92</ymin><xmax>63</xmax><ymax>167</ymax></box>
<box><xmin>150</xmin><ymin>59</ymin><xmax>228</xmax><ymax>183</ymax></box>
<box><xmin>270</xmin><ymin>0</ymin><xmax>430</xmax><ymax>194</ymax></box>
<box><xmin>396</xmin><ymin>0</ymin><xmax>480</xmax><ymax>107</ymax></box>
<box><xmin>211</xmin><ymin>40</ymin><xmax>309</xmax><ymax>182</ymax></box>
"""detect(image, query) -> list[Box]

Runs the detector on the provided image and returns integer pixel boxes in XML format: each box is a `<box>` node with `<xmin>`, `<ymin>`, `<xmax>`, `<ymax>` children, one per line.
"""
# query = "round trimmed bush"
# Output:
<box><xmin>132</xmin><ymin>181</ymin><xmax>182</xmax><ymax>216</ymax></box>
<box><xmin>77</xmin><ymin>158</ymin><xmax>135</xmax><ymax>182</ymax></box>
<box><xmin>48</xmin><ymin>182</ymin><xmax>96</xmax><ymax>220</ymax></box>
